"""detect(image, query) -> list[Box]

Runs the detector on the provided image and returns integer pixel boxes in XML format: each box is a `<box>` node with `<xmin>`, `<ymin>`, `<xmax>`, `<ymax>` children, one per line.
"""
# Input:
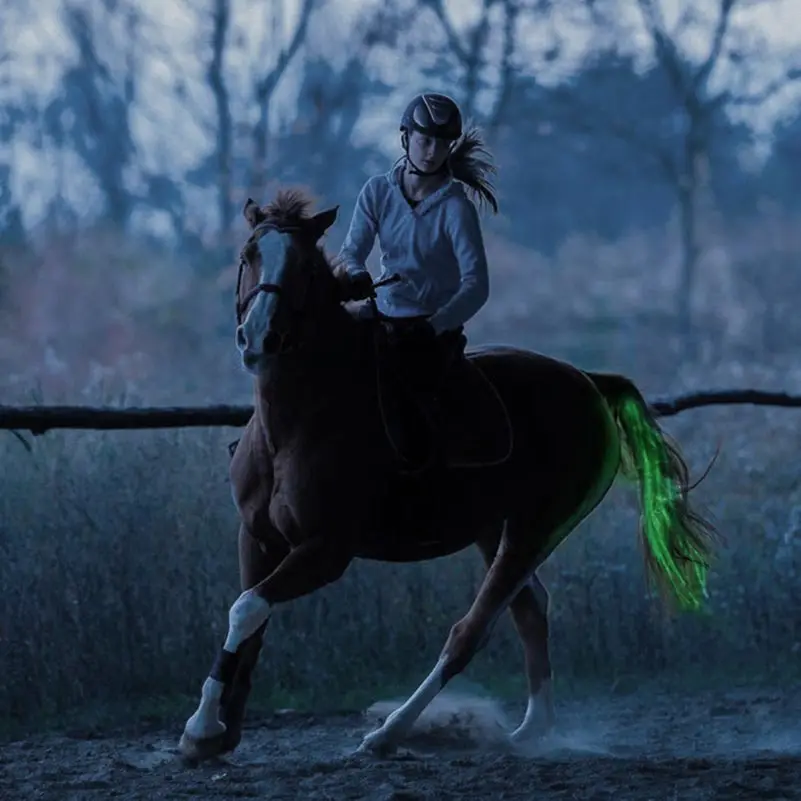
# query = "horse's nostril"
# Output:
<box><xmin>263</xmin><ymin>330</ymin><xmax>281</xmax><ymax>354</ymax></box>
<box><xmin>235</xmin><ymin>326</ymin><xmax>248</xmax><ymax>350</ymax></box>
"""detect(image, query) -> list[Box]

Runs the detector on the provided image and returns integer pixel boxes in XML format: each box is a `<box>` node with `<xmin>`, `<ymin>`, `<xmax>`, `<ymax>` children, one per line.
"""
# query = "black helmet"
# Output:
<box><xmin>400</xmin><ymin>93</ymin><xmax>462</xmax><ymax>141</ymax></box>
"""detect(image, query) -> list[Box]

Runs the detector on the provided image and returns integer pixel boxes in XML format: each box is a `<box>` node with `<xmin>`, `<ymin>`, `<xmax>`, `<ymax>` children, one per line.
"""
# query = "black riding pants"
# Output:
<box><xmin>381</xmin><ymin>317</ymin><xmax>466</xmax><ymax>396</ymax></box>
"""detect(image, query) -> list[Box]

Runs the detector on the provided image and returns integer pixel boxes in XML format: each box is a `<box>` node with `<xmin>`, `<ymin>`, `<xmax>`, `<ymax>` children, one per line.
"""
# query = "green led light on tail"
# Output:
<box><xmin>615</xmin><ymin>395</ymin><xmax>714</xmax><ymax>613</ymax></box>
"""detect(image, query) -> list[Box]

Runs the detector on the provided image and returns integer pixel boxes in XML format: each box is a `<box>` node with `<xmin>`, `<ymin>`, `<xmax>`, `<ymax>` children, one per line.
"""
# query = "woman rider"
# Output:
<box><xmin>337</xmin><ymin>91</ymin><xmax>499</xmax><ymax>467</ymax></box>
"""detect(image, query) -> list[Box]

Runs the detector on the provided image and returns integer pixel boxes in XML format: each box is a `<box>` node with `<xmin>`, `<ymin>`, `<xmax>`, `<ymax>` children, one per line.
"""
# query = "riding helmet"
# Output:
<box><xmin>400</xmin><ymin>93</ymin><xmax>463</xmax><ymax>141</ymax></box>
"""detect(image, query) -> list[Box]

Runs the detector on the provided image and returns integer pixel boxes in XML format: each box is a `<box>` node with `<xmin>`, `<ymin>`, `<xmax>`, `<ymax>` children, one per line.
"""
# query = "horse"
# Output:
<box><xmin>178</xmin><ymin>188</ymin><xmax>719</xmax><ymax>760</ymax></box>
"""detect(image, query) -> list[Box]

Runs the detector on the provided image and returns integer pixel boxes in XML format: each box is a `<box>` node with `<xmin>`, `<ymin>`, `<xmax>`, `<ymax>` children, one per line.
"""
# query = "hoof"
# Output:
<box><xmin>178</xmin><ymin>729</ymin><xmax>237</xmax><ymax>762</ymax></box>
<box><xmin>357</xmin><ymin>727</ymin><xmax>398</xmax><ymax>757</ymax></box>
<box><xmin>509</xmin><ymin>720</ymin><xmax>554</xmax><ymax>745</ymax></box>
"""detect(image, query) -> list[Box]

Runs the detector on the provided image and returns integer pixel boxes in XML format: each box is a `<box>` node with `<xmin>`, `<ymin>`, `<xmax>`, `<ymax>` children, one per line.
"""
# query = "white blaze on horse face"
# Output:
<box><xmin>237</xmin><ymin>232</ymin><xmax>289</xmax><ymax>369</ymax></box>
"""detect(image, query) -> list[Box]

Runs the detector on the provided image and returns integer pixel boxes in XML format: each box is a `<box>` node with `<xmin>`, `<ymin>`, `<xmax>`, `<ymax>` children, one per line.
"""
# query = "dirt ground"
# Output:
<box><xmin>2</xmin><ymin>684</ymin><xmax>800</xmax><ymax>800</ymax></box>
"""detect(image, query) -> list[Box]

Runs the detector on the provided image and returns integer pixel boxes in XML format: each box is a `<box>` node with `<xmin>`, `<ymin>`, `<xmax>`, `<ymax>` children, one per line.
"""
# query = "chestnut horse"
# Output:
<box><xmin>178</xmin><ymin>189</ymin><xmax>718</xmax><ymax>759</ymax></box>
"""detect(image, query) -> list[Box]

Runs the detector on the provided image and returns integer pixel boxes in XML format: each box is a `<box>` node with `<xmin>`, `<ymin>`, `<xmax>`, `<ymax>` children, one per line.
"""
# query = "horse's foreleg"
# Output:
<box><xmin>476</xmin><ymin>537</ymin><xmax>554</xmax><ymax>741</ymax></box>
<box><xmin>216</xmin><ymin>525</ymin><xmax>292</xmax><ymax>750</ymax></box>
<box><xmin>245</xmin><ymin>535</ymin><xmax>354</xmax><ymax>604</ymax></box>
<box><xmin>358</xmin><ymin>525</ymin><xmax>538</xmax><ymax>755</ymax></box>
<box><xmin>179</xmin><ymin>525</ymin><xmax>288</xmax><ymax>760</ymax></box>
<box><xmin>182</xmin><ymin>533</ymin><xmax>352</xmax><ymax>758</ymax></box>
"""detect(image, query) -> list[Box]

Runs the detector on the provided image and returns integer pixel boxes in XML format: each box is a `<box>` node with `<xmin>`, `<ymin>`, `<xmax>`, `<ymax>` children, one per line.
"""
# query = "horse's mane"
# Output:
<box><xmin>242</xmin><ymin>186</ymin><xmax>348</xmax><ymax>303</ymax></box>
<box><xmin>449</xmin><ymin>126</ymin><xmax>499</xmax><ymax>214</ymax></box>
<box><xmin>244</xmin><ymin>187</ymin><xmax>317</xmax><ymax>230</ymax></box>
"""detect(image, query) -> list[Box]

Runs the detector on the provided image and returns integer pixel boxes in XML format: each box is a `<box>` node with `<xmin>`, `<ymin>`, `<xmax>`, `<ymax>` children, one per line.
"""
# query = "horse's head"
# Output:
<box><xmin>235</xmin><ymin>189</ymin><xmax>341</xmax><ymax>374</ymax></box>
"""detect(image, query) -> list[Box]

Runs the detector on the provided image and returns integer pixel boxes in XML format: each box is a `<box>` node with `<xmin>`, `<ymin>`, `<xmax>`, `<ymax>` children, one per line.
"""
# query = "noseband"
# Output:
<box><xmin>236</xmin><ymin>280</ymin><xmax>282</xmax><ymax>327</ymax></box>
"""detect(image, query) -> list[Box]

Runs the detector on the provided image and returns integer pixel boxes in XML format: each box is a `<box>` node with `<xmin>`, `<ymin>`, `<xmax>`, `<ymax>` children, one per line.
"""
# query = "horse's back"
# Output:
<box><xmin>464</xmin><ymin>343</ymin><xmax>615</xmax><ymax>470</ymax></box>
<box><xmin>466</xmin><ymin>343</ymin><xmax>600</xmax><ymax>399</ymax></box>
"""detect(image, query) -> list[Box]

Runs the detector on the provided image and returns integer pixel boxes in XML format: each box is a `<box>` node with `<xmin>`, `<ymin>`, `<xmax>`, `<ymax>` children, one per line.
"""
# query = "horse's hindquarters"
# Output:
<box><xmin>469</xmin><ymin>349</ymin><xmax>620</xmax><ymax>521</ymax></box>
<box><xmin>362</xmin><ymin>349</ymin><xmax>620</xmax><ymax>561</ymax></box>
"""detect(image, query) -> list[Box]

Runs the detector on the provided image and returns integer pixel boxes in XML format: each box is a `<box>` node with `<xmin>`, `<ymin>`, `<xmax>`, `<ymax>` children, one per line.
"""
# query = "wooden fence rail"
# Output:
<box><xmin>0</xmin><ymin>404</ymin><xmax>253</xmax><ymax>436</ymax></box>
<box><xmin>0</xmin><ymin>389</ymin><xmax>800</xmax><ymax>438</ymax></box>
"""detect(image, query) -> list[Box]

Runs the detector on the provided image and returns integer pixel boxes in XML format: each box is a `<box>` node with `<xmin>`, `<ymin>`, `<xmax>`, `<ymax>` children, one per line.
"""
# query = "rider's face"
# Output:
<box><xmin>406</xmin><ymin>130</ymin><xmax>452</xmax><ymax>173</ymax></box>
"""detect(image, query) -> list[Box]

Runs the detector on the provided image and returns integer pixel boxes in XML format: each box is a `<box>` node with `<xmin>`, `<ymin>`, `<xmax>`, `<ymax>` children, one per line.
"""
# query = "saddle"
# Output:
<box><xmin>227</xmin><ymin>326</ymin><xmax>514</xmax><ymax>473</ymax></box>
<box><xmin>376</xmin><ymin>344</ymin><xmax>514</xmax><ymax>472</ymax></box>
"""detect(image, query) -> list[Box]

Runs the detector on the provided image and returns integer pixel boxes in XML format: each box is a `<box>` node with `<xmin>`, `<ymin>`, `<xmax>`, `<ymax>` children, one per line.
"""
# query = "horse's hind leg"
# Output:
<box><xmin>358</xmin><ymin>519</ymin><xmax>539</xmax><ymax>755</ymax></box>
<box><xmin>476</xmin><ymin>536</ymin><xmax>555</xmax><ymax>741</ymax></box>
<box><xmin>179</xmin><ymin>525</ymin><xmax>289</xmax><ymax>760</ymax></box>
<box><xmin>507</xmin><ymin>577</ymin><xmax>555</xmax><ymax>740</ymax></box>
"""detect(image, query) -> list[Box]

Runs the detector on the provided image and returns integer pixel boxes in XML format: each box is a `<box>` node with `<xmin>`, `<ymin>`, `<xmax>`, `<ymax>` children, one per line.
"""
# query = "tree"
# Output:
<box><xmin>150</xmin><ymin>0</ymin><xmax>318</xmax><ymax>248</ymax></box>
<box><xmin>206</xmin><ymin>0</ymin><xmax>234</xmax><ymax>244</ymax></box>
<box><xmin>247</xmin><ymin>0</ymin><xmax>318</xmax><ymax>198</ymax></box>
<box><xmin>0</xmin><ymin>0</ymin><xmax>29</xmax><ymax>248</ymax></box>
<box><xmin>762</xmin><ymin>108</ymin><xmax>801</xmax><ymax>212</ymax></box>
<box><xmin>401</xmin><ymin>0</ymin><xmax>531</xmax><ymax>136</ymax></box>
<box><xmin>279</xmin><ymin>2</ymin><xmax>400</xmax><ymax>195</ymax></box>
<box><xmin>44</xmin><ymin>2</ymin><xmax>139</xmax><ymax>228</ymax></box>
<box><xmin>556</xmin><ymin>0</ymin><xmax>801</xmax><ymax>356</ymax></box>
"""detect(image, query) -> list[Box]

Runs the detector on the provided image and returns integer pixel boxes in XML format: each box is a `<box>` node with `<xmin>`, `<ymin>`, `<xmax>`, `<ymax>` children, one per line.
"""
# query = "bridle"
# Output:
<box><xmin>235</xmin><ymin>222</ymin><xmax>302</xmax><ymax>328</ymax></box>
<box><xmin>236</xmin><ymin>278</ymin><xmax>282</xmax><ymax>327</ymax></box>
<box><xmin>235</xmin><ymin>218</ymin><xmax>403</xmax><ymax>360</ymax></box>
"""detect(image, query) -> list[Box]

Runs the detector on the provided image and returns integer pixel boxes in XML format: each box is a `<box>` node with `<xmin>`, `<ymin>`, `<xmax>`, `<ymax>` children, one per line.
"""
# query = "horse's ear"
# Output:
<box><xmin>307</xmin><ymin>206</ymin><xmax>339</xmax><ymax>242</ymax></box>
<box><xmin>243</xmin><ymin>198</ymin><xmax>263</xmax><ymax>229</ymax></box>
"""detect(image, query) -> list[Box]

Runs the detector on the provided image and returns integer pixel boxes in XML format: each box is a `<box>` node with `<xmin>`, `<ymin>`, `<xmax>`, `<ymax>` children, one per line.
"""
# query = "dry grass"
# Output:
<box><xmin>1</xmin><ymin>357</ymin><xmax>800</xmax><ymax>731</ymax></box>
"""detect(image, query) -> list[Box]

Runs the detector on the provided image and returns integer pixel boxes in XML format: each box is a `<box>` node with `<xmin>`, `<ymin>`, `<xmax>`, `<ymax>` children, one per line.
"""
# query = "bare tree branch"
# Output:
<box><xmin>486</xmin><ymin>0</ymin><xmax>520</xmax><ymax>137</ymax></box>
<box><xmin>693</xmin><ymin>0</ymin><xmax>736</xmax><ymax>91</ymax></box>
<box><xmin>207</xmin><ymin>0</ymin><xmax>233</xmax><ymax>240</ymax></box>
<box><xmin>249</xmin><ymin>0</ymin><xmax>317</xmax><ymax>195</ymax></box>
<box><xmin>254</xmin><ymin>0</ymin><xmax>317</xmax><ymax>103</ymax></box>
<box><xmin>562</xmin><ymin>0</ymin><xmax>801</xmax><ymax>358</ymax></box>
<box><xmin>418</xmin><ymin>0</ymin><xmax>470</xmax><ymax>64</ymax></box>
<box><xmin>137</xmin><ymin>15</ymin><xmax>216</xmax><ymax>135</ymax></box>
<box><xmin>722</xmin><ymin>66</ymin><xmax>801</xmax><ymax>106</ymax></box>
<box><xmin>635</xmin><ymin>0</ymin><xmax>689</xmax><ymax>98</ymax></box>
<box><xmin>417</xmin><ymin>0</ymin><xmax>496</xmax><ymax>119</ymax></box>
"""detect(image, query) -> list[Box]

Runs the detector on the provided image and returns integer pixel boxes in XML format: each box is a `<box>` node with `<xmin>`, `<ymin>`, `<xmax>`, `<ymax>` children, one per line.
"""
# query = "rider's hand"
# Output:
<box><xmin>340</xmin><ymin>270</ymin><xmax>374</xmax><ymax>302</ymax></box>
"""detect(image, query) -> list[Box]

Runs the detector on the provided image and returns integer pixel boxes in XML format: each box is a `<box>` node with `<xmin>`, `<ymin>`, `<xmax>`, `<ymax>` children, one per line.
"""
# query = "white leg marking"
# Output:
<box><xmin>183</xmin><ymin>590</ymin><xmax>271</xmax><ymax>741</ymax></box>
<box><xmin>358</xmin><ymin>562</ymin><xmax>549</xmax><ymax>755</ymax></box>
<box><xmin>510</xmin><ymin>678</ymin><xmax>555</xmax><ymax>742</ymax></box>
<box><xmin>184</xmin><ymin>676</ymin><xmax>226</xmax><ymax>740</ymax></box>
<box><xmin>358</xmin><ymin>656</ymin><xmax>447</xmax><ymax>754</ymax></box>
<box><xmin>358</xmin><ymin>573</ymin><xmax>532</xmax><ymax>754</ymax></box>
<box><xmin>223</xmin><ymin>589</ymin><xmax>272</xmax><ymax>652</ymax></box>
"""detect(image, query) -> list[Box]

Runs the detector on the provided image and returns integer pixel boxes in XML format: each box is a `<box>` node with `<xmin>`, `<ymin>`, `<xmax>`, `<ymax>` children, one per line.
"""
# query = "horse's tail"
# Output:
<box><xmin>588</xmin><ymin>372</ymin><xmax>720</xmax><ymax>613</ymax></box>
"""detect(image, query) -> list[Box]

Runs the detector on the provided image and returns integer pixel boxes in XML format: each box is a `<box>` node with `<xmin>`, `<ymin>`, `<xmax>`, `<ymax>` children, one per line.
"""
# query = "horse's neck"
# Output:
<box><xmin>253</xmin><ymin>313</ymin><xmax>374</xmax><ymax>450</ymax></box>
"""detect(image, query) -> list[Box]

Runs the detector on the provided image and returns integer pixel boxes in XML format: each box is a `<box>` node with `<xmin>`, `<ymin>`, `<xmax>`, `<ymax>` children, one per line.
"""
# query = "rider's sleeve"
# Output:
<box><xmin>338</xmin><ymin>178</ymin><xmax>380</xmax><ymax>276</ymax></box>
<box><xmin>428</xmin><ymin>197</ymin><xmax>490</xmax><ymax>335</ymax></box>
